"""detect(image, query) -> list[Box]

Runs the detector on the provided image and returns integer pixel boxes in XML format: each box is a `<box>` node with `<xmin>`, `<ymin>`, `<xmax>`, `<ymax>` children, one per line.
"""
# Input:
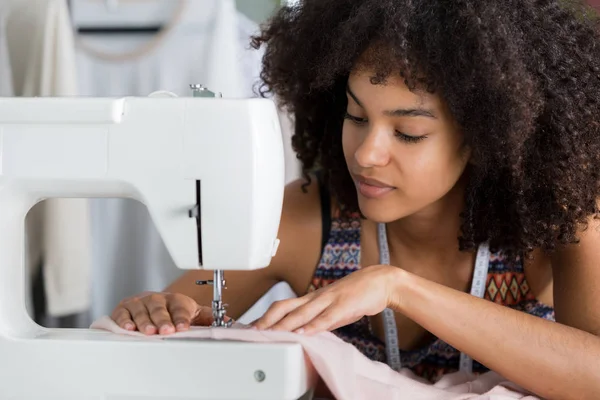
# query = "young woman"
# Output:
<box><xmin>111</xmin><ymin>0</ymin><xmax>600</xmax><ymax>398</ymax></box>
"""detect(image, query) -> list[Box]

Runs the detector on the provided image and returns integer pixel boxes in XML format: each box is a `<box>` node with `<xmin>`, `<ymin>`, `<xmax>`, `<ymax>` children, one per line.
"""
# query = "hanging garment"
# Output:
<box><xmin>0</xmin><ymin>3</ymin><xmax>13</xmax><ymax>97</ymax></box>
<box><xmin>3</xmin><ymin>0</ymin><xmax>92</xmax><ymax>319</ymax></box>
<box><xmin>74</xmin><ymin>0</ymin><xmax>292</xmax><ymax>321</ymax></box>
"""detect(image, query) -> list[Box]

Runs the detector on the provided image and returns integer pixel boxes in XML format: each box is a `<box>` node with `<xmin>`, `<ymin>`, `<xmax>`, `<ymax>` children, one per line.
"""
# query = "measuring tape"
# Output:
<box><xmin>377</xmin><ymin>223</ymin><xmax>402</xmax><ymax>371</ymax></box>
<box><xmin>377</xmin><ymin>223</ymin><xmax>490</xmax><ymax>375</ymax></box>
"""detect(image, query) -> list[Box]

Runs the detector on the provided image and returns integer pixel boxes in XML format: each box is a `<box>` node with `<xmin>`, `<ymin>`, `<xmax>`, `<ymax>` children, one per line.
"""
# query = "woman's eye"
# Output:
<box><xmin>344</xmin><ymin>111</ymin><xmax>427</xmax><ymax>144</ymax></box>
<box><xmin>395</xmin><ymin>131</ymin><xmax>427</xmax><ymax>144</ymax></box>
<box><xmin>344</xmin><ymin>112</ymin><xmax>368</xmax><ymax>125</ymax></box>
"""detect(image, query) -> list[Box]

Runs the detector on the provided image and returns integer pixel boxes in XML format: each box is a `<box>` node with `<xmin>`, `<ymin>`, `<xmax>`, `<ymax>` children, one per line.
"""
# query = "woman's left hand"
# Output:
<box><xmin>252</xmin><ymin>265</ymin><xmax>400</xmax><ymax>335</ymax></box>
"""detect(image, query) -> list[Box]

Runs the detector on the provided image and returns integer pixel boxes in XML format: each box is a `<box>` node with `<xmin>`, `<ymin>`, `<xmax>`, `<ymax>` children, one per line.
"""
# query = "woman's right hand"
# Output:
<box><xmin>111</xmin><ymin>291</ymin><xmax>217</xmax><ymax>335</ymax></box>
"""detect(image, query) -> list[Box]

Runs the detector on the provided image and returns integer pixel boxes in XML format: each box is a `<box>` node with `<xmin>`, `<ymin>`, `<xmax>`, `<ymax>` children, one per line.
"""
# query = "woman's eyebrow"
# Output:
<box><xmin>346</xmin><ymin>85</ymin><xmax>437</xmax><ymax>119</ymax></box>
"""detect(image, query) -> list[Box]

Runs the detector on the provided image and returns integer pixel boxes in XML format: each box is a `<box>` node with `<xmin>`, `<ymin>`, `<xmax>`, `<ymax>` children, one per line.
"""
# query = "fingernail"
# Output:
<box><xmin>295</xmin><ymin>328</ymin><xmax>305</xmax><ymax>334</ymax></box>
<box><xmin>159</xmin><ymin>325</ymin><xmax>174</xmax><ymax>334</ymax></box>
<box><xmin>124</xmin><ymin>323</ymin><xmax>134</xmax><ymax>330</ymax></box>
<box><xmin>144</xmin><ymin>325</ymin><xmax>156</xmax><ymax>334</ymax></box>
<box><xmin>176</xmin><ymin>323</ymin><xmax>186</xmax><ymax>330</ymax></box>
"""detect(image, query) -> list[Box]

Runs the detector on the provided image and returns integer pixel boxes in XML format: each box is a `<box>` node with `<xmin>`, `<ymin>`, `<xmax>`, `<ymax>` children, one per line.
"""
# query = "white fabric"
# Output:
<box><xmin>238</xmin><ymin>281</ymin><xmax>297</xmax><ymax>324</ymax></box>
<box><xmin>74</xmin><ymin>0</ymin><xmax>298</xmax><ymax>321</ymax></box>
<box><xmin>3</xmin><ymin>0</ymin><xmax>92</xmax><ymax>317</ymax></box>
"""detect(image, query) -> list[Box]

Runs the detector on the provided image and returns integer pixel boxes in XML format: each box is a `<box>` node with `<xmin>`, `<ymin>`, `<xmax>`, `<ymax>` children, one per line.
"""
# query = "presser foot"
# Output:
<box><xmin>196</xmin><ymin>269</ymin><xmax>232</xmax><ymax>327</ymax></box>
<box><xmin>211</xmin><ymin>300</ymin><xmax>233</xmax><ymax>328</ymax></box>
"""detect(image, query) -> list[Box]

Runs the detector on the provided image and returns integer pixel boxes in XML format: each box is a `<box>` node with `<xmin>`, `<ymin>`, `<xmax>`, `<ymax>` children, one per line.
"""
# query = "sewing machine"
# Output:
<box><xmin>0</xmin><ymin>87</ymin><xmax>317</xmax><ymax>399</ymax></box>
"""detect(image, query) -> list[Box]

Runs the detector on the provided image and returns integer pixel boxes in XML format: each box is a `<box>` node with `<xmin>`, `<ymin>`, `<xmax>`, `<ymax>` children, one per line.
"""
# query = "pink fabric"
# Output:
<box><xmin>91</xmin><ymin>316</ymin><xmax>540</xmax><ymax>400</ymax></box>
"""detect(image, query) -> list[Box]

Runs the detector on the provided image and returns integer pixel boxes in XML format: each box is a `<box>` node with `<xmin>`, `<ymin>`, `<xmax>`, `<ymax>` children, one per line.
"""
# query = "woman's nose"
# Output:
<box><xmin>354</xmin><ymin>128</ymin><xmax>391</xmax><ymax>168</ymax></box>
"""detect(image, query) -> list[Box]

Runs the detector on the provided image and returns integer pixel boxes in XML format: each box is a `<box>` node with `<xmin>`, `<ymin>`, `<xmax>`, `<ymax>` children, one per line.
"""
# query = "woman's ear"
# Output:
<box><xmin>467</xmin><ymin>152</ymin><xmax>477</xmax><ymax>166</ymax></box>
<box><xmin>461</xmin><ymin>143</ymin><xmax>475</xmax><ymax>166</ymax></box>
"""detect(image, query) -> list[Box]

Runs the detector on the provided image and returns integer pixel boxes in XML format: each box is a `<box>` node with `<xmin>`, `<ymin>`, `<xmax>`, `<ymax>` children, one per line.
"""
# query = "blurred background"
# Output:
<box><xmin>1</xmin><ymin>0</ymin><xmax>301</xmax><ymax>329</ymax></box>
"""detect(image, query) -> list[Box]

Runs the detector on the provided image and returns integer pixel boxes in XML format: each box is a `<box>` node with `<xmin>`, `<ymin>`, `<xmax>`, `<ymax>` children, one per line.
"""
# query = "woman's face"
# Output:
<box><xmin>342</xmin><ymin>69</ymin><xmax>470</xmax><ymax>223</ymax></box>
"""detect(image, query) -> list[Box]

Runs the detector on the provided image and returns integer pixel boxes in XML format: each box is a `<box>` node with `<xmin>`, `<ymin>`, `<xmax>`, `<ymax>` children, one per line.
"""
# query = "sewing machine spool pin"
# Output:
<box><xmin>190</xmin><ymin>84</ymin><xmax>223</xmax><ymax>98</ymax></box>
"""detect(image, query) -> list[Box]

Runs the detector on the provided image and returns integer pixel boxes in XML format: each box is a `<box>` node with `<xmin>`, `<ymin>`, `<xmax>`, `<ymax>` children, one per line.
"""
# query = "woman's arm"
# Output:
<box><xmin>251</xmin><ymin>212</ymin><xmax>600</xmax><ymax>400</ymax></box>
<box><xmin>391</xmin><ymin>220</ymin><xmax>600</xmax><ymax>400</ymax></box>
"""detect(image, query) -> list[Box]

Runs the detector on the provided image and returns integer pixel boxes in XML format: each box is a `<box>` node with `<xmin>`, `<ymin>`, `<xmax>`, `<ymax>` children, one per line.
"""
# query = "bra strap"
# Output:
<box><xmin>315</xmin><ymin>171</ymin><xmax>332</xmax><ymax>255</ymax></box>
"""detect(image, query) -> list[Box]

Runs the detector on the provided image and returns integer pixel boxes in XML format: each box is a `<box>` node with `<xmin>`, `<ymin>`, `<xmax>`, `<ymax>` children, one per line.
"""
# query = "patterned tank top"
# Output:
<box><xmin>307</xmin><ymin>180</ymin><xmax>555</xmax><ymax>383</ymax></box>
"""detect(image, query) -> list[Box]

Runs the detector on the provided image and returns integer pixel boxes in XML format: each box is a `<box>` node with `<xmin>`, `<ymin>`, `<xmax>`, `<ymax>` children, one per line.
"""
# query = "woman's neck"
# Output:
<box><xmin>385</xmin><ymin>174</ymin><xmax>468</xmax><ymax>259</ymax></box>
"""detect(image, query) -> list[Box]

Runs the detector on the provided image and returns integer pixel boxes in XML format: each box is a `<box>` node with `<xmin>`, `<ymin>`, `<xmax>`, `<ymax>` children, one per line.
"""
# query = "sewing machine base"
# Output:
<box><xmin>1</xmin><ymin>328</ymin><xmax>316</xmax><ymax>400</ymax></box>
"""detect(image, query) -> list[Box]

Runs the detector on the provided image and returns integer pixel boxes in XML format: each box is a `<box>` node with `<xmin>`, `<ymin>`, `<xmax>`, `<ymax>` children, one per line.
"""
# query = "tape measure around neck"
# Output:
<box><xmin>377</xmin><ymin>223</ymin><xmax>401</xmax><ymax>371</ymax></box>
<box><xmin>377</xmin><ymin>223</ymin><xmax>490</xmax><ymax>375</ymax></box>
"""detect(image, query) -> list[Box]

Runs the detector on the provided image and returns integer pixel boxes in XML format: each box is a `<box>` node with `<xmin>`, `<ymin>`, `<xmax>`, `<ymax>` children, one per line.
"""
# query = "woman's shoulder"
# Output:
<box><xmin>272</xmin><ymin>175</ymin><xmax>363</xmax><ymax>288</ymax></box>
<box><xmin>281</xmin><ymin>176</ymin><xmax>323</xmax><ymax>231</ymax></box>
<box><xmin>282</xmin><ymin>173</ymin><xmax>360</xmax><ymax>224</ymax></box>
<box><xmin>268</xmin><ymin>176</ymin><xmax>330</xmax><ymax>291</ymax></box>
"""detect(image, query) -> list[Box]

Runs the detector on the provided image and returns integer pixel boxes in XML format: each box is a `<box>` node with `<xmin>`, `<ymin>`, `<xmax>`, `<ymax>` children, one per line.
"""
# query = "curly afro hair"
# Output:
<box><xmin>251</xmin><ymin>0</ymin><xmax>600</xmax><ymax>260</ymax></box>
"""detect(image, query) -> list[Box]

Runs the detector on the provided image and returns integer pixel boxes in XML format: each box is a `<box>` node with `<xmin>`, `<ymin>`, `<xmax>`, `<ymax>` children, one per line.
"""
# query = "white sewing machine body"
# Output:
<box><xmin>0</xmin><ymin>95</ymin><xmax>316</xmax><ymax>399</ymax></box>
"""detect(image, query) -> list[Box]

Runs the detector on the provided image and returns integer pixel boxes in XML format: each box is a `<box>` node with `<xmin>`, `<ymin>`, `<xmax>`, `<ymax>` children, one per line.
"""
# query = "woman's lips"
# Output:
<box><xmin>354</xmin><ymin>176</ymin><xmax>396</xmax><ymax>199</ymax></box>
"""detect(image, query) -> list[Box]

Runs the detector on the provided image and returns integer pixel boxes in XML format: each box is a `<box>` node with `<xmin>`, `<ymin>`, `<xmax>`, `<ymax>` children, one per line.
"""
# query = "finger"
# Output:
<box><xmin>269</xmin><ymin>297</ymin><xmax>331</xmax><ymax>332</ymax></box>
<box><xmin>301</xmin><ymin>307</ymin><xmax>347</xmax><ymax>335</ymax></box>
<box><xmin>126</xmin><ymin>299</ymin><xmax>157</xmax><ymax>335</ymax></box>
<box><xmin>187</xmin><ymin>306</ymin><xmax>235</xmax><ymax>327</ymax></box>
<box><xmin>252</xmin><ymin>297</ymin><xmax>311</xmax><ymax>330</ymax></box>
<box><xmin>167</xmin><ymin>294</ymin><xmax>200</xmax><ymax>331</ymax></box>
<box><xmin>146</xmin><ymin>294</ymin><xmax>176</xmax><ymax>335</ymax></box>
<box><xmin>190</xmin><ymin>306</ymin><xmax>215</xmax><ymax>326</ymax></box>
<box><xmin>111</xmin><ymin>307</ymin><xmax>135</xmax><ymax>331</ymax></box>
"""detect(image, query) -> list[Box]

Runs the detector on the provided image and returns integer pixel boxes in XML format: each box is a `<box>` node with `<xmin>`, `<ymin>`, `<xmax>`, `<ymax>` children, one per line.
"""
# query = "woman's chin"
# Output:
<box><xmin>357</xmin><ymin>199</ymin><xmax>408</xmax><ymax>224</ymax></box>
